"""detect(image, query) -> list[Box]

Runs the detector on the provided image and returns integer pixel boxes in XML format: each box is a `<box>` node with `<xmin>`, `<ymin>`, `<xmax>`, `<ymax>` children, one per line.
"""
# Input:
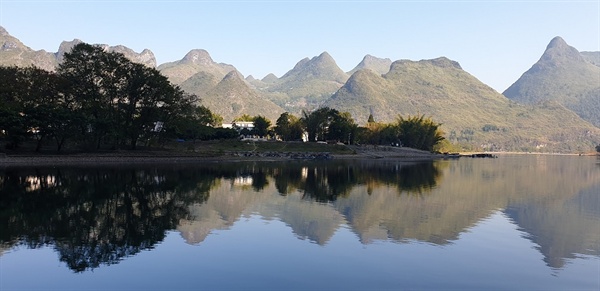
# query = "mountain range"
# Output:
<box><xmin>0</xmin><ymin>26</ymin><xmax>598</xmax><ymax>152</ymax></box>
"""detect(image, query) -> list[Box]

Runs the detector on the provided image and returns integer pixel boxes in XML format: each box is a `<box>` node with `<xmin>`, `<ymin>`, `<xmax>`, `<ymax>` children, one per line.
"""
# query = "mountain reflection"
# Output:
<box><xmin>1</xmin><ymin>156</ymin><xmax>598</xmax><ymax>272</ymax></box>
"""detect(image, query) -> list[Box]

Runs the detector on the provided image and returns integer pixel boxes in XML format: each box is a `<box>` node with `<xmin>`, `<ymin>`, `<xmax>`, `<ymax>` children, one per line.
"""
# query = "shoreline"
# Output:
<box><xmin>0</xmin><ymin>146</ymin><xmax>441</xmax><ymax>166</ymax></box>
<box><xmin>0</xmin><ymin>148</ymin><xmax>596</xmax><ymax>166</ymax></box>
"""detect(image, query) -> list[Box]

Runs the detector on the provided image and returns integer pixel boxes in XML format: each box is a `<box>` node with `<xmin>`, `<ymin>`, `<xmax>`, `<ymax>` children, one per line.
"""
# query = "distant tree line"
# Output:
<box><xmin>274</xmin><ymin>108</ymin><xmax>445</xmax><ymax>152</ymax></box>
<box><xmin>0</xmin><ymin>43</ymin><xmax>445</xmax><ymax>153</ymax></box>
<box><xmin>0</xmin><ymin>43</ymin><xmax>237</xmax><ymax>151</ymax></box>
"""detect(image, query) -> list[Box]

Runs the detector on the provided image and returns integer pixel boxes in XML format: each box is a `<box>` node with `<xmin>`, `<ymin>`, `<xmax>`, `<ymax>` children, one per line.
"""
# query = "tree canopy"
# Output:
<box><xmin>0</xmin><ymin>43</ymin><xmax>227</xmax><ymax>152</ymax></box>
<box><xmin>396</xmin><ymin>115</ymin><xmax>445</xmax><ymax>152</ymax></box>
<box><xmin>275</xmin><ymin>112</ymin><xmax>303</xmax><ymax>141</ymax></box>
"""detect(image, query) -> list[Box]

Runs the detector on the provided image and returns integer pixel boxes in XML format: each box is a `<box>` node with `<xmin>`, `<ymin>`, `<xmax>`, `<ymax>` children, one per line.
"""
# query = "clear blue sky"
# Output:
<box><xmin>1</xmin><ymin>0</ymin><xmax>598</xmax><ymax>92</ymax></box>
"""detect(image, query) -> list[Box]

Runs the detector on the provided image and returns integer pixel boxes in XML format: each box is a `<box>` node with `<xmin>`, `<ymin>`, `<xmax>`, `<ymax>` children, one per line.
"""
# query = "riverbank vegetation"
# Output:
<box><xmin>0</xmin><ymin>43</ymin><xmax>446</xmax><ymax>154</ymax></box>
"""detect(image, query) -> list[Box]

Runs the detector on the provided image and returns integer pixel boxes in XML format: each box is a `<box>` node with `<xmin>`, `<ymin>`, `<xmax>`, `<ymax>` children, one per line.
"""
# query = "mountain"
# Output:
<box><xmin>261</xmin><ymin>73</ymin><xmax>279</xmax><ymax>83</ymax></box>
<box><xmin>0</xmin><ymin>27</ymin><xmax>155</xmax><ymax>71</ymax></box>
<box><xmin>0</xmin><ymin>26</ymin><xmax>57</xmax><ymax>71</ymax></box>
<box><xmin>159</xmin><ymin>49</ymin><xmax>286</xmax><ymax>122</ymax></box>
<box><xmin>348</xmin><ymin>54</ymin><xmax>392</xmax><ymax>75</ymax></box>
<box><xmin>503</xmin><ymin>37</ymin><xmax>600</xmax><ymax>127</ymax></box>
<box><xmin>179</xmin><ymin>71</ymin><xmax>220</xmax><ymax>98</ymax></box>
<box><xmin>324</xmin><ymin>57</ymin><xmax>600</xmax><ymax>152</ymax></box>
<box><xmin>56</xmin><ymin>39</ymin><xmax>156</xmax><ymax>67</ymax></box>
<box><xmin>197</xmin><ymin>71</ymin><xmax>284</xmax><ymax>122</ymax></box>
<box><xmin>157</xmin><ymin>49</ymin><xmax>236</xmax><ymax>85</ymax></box>
<box><xmin>1</xmin><ymin>27</ymin><xmax>598</xmax><ymax>152</ymax></box>
<box><xmin>581</xmin><ymin>51</ymin><xmax>600</xmax><ymax>67</ymax></box>
<box><xmin>260</xmin><ymin>52</ymin><xmax>349</xmax><ymax>112</ymax></box>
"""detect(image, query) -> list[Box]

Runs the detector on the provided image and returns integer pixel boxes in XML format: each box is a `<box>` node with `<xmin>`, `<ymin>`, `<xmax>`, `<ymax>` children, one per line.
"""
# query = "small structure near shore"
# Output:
<box><xmin>232</xmin><ymin>151</ymin><xmax>332</xmax><ymax>160</ymax></box>
<box><xmin>469</xmin><ymin>153</ymin><xmax>498</xmax><ymax>158</ymax></box>
<box><xmin>442</xmin><ymin>153</ymin><xmax>498</xmax><ymax>159</ymax></box>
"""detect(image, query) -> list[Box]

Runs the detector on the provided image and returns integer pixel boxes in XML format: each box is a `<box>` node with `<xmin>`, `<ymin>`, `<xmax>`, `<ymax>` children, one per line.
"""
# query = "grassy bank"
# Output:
<box><xmin>1</xmin><ymin>139</ymin><xmax>355</xmax><ymax>157</ymax></box>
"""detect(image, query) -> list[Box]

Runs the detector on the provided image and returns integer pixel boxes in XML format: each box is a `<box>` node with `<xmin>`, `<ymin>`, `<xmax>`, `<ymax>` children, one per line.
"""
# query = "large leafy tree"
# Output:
<box><xmin>326</xmin><ymin>111</ymin><xmax>357</xmax><ymax>144</ymax></box>
<box><xmin>275</xmin><ymin>112</ymin><xmax>303</xmax><ymax>141</ymax></box>
<box><xmin>0</xmin><ymin>66</ymin><xmax>83</xmax><ymax>151</ymax></box>
<box><xmin>170</xmin><ymin>105</ymin><xmax>221</xmax><ymax>142</ymax></box>
<box><xmin>0</xmin><ymin>66</ymin><xmax>30</xmax><ymax>149</ymax></box>
<box><xmin>301</xmin><ymin>107</ymin><xmax>333</xmax><ymax>142</ymax></box>
<box><xmin>58</xmin><ymin>43</ymin><xmax>123</xmax><ymax>149</ymax></box>
<box><xmin>58</xmin><ymin>43</ymin><xmax>198</xmax><ymax>149</ymax></box>
<box><xmin>19</xmin><ymin>67</ymin><xmax>76</xmax><ymax>152</ymax></box>
<box><xmin>301</xmin><ymin>107</ymin><xmax>357</xmax><ymax>143</ymax></box>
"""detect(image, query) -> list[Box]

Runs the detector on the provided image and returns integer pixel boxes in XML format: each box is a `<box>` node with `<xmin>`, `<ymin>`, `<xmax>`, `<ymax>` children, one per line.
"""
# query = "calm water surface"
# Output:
<box><xmin>1</xmin><ymin>155</ymin><xmax>599</xmax><ymax>290</ymax></box>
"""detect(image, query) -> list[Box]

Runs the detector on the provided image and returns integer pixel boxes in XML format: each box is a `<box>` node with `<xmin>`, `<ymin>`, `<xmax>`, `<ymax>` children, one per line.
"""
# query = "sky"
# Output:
<box><xmin>0</xmin><ymin>0</ymin><xmax>598</xmax><ymax>92</ymax></box>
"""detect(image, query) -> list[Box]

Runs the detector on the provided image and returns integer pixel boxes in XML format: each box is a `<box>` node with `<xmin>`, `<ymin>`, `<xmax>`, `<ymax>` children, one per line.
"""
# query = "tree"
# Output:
<box><xmin>170</xmin><ymin>105</ymin><xmax>220</xmax><ymax>142</ymax></box>
<box><xmin>275</xmin><ymin>112</ymin><xmax>303</xmax><ymax>141</ymax></box>
<box><xmin>367</xmin><ymin>113</ymin><xmax>375</xmax><ymax>124</ymax></box>
<box><xmin>0</xmin><ymin>66</ymin><xmax>86</xmax><ymax>152</ymax></box>
<box><xmin>58</xmin><ymin>43</ymin><xmax>198</xmax><ymax>150</ymax></box>
<box><xmin>596</xmin><ymin>144</ymin><xmax>600</xmax><ymax>153</ymax></box>
<box><xmin>301</xmin><ymin>107</ymin><xmax>357</xmax><ymax>143</ymax></box>
<box><xmin>19</xmin><ymin>67</ymin><xmax>77</xmax><ymax>152</ymax></box>
<box><xmin>0</xmin><ymin>66</ymin><xmax>30</xmax><ymax>149</ymax></box>
<box><xmin>252</xmin><ymin>115</ymin><xmax>271</xmax><ymax>138</ymax></box>
<box><xmin>326</xmin><ymin>111</ymin><xmax>357</xmax><ymax>144</ymax></box>
<box><xmin>396</xmin><ymin>115</ymin><xmax>445</xmax><ymax>151</ymax></box>
<box><xmin>233</xmin><ymin>114</ymin><xmax>254</xmax><ymax>122</ymax></box>
<box><xmin>301</xmin><ymin>107</ymin><xmax>333</xmax><ymax>142</ymax></box>
<box><xmin>58</xmin><ymin>43</ymin><xmax>125</xmax><ymax>149</ymax></box>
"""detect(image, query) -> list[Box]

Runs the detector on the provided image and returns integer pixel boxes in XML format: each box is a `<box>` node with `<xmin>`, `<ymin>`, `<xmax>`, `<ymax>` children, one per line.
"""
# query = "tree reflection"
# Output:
<box><xmin>0</xmin><ymin>160</ymin><xmax>443</xmax><ymax>272</ymax></box>
<box><xmin>0</xmin><ymin>165</ymin><xmax>218</xmax><ymax>272</ymax></box>
<box><xmin>270</xmin><ymin>161</ymin><xmax>442</xmax><ymax>201</ymax></box>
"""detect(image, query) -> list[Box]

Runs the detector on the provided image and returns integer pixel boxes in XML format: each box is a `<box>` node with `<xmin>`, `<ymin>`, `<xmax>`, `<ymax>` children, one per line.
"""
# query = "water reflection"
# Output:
<box><xmin>1</xmin><ymin>156</ymin><xmax>599</xmax><ymax>273</ymax></box>
<box><xmin>0</xmin><ymin>165</ymin><xmax>215</xmax><ymax>272</ymax></box>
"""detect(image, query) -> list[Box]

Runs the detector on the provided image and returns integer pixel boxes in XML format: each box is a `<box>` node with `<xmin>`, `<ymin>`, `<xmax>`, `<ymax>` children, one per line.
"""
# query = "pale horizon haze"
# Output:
<box><xmin>0</xmin><ymin>0</ymin><xmax>598</xmax><ymax>93</ymax></box>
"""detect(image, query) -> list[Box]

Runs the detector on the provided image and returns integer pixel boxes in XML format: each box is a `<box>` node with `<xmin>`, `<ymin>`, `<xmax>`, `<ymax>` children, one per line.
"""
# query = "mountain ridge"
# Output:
<box><xmin>1</xmin><ymin>26</ymin><xmax>598</xmax><ymax>152</ymax></box>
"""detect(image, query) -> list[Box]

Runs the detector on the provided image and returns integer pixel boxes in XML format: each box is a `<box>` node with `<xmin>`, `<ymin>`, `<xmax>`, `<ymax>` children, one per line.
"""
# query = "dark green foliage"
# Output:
<box><xmin>169</xmin><ymin>105</ymin><xmax>222</xmax><ymax>141</ymax></box>
<box><xmin>396</xmin><ymin>115</ymin><xmax>445</xmax><ymax>151</ymax></box>
<box><xmin>58</xmin><ymin>43</ymin><xmax>199</xmax><ymax>149</ymax></box>
<box><xmin>301</xmin><ymin>107</ymin><xmax>357</xmax><ymax>143</ymax></box>
<box><xmin>397</xmin><ymin>116</ymin><xmax>444</xmax><ymax>151</ymax></box>
<box><xmin>274</xmin><ymin>112</ymin><xmax>303</xmax><ymax>141</ymax></box>
<box><xmin>367</xmin><ymin>114</ymin><xmax>375</xmax><ymax>123</ymax></box>
<box><xmin>252</xmin><ymin>115</ymin><xmax>271</xmax><ymax>138</ymax></box>
<box><xmin>355</xmin><ymin>122</ymin><xmax>399</xmax><ymax>146</ymax></box>
<box><xmin>301</xmin><ymin>107</ymin><xmax>331</xmax><ymax>142</ymax></box>
<box><xmin>212</xmin><ymin>127</ymin><xmax>240</xmax><ymax>140</ymax></box>
<box><xmin>233</xmin><ymin>114</ymin><xmax>254</xmax><ymax>122</ymax></box>
<box><xmin>326</xmin><ymin>111</ymin><xmax>357</xmax><ymax>144</ymax></box>
<box><xmin>0</xmin><ymin>66</ymin><xmax>73</xmax><ymax>150</ymax></box>
<box><xmin>0</xmin><ymin>42</ymin><xmax>227</xmax><ymax>152</ymax></box>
